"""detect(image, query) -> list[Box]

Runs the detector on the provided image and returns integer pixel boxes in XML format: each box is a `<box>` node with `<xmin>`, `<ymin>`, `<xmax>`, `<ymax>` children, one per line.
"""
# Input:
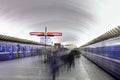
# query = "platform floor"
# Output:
<box><xmin>0</xmin><ymin>55</ymin><xmax>116</xmax><ymax>80</ymax></box>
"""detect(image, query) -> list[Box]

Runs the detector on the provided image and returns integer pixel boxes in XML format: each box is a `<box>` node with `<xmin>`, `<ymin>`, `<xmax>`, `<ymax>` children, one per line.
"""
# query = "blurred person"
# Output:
<box><xmin>67</xmin><ymin>50</ymin><xmax>76</xmax><ymax>68</ymax></box>
<box><xmin>49</xmin><ymin>50</ymin><xmax>61</xmax><ymax>80</ymax></box>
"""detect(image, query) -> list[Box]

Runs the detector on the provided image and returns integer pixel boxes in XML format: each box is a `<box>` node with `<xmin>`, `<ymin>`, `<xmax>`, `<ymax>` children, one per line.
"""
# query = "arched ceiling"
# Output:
<box><xmin>0</xmin><ymin>0</ymin><xmax>120</xmax><ymax>47</ymax></box>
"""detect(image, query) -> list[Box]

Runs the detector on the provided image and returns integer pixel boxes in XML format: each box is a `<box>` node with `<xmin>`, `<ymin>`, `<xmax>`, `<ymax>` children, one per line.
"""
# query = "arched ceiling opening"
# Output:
<box><xmin>0</xmin><ymin>0</ymin><xmax>120</xmax><ymax>47</ymax></box>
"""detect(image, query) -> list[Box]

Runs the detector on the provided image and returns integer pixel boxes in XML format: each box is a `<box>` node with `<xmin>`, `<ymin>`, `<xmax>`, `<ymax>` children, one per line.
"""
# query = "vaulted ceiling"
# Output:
<box><xmin>0</xmin><ymin>0</ymin><xmax>120</xmax><ymax>47</ymax></box>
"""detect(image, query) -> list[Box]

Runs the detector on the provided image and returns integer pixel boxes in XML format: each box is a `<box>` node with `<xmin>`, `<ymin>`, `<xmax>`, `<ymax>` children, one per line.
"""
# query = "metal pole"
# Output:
<box><xmin>45</xmin><ymin>27</ymin><xmax>47</xmax><ymax>59</ymax></box>
<box><xmin>45</xmin><ymin>27</ymin><xmax>47</xmax><ymax>50</ymax></box>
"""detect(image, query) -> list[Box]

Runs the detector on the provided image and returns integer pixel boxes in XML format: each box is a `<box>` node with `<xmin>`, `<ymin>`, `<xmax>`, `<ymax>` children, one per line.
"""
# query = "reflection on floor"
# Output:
<box><xmin>0</xmin><ymin>55</ymin><xmax>116</xmax><ymax>80</ymax></box>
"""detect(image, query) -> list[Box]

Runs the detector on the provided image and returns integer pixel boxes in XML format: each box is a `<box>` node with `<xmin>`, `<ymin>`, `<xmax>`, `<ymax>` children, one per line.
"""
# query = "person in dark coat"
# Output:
<box><xmin>67</xmin><ymin>50</ymin><xmax>76</xmax><ymax>68</ymax></box>
<box><xmin>50</xmin><ymin>50</ymin><xmax>60</xmax><ymax>80</ymax></box>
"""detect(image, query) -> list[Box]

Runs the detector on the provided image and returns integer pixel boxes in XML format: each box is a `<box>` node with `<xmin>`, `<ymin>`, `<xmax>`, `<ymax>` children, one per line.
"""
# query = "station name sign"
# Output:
<box><xmin>30</xmin><ymin>32</ymin><xmax>44</xmax><ymax>36</ymax></box>
<box><xmin>30</xmin><ymin>32</ymin><xmax>62</xmax><ymax>36</ymax></box>
<box><xmin>47</xmin><ymin>32</ymin><xmax>62</xmax><ymax>36</ymax></box>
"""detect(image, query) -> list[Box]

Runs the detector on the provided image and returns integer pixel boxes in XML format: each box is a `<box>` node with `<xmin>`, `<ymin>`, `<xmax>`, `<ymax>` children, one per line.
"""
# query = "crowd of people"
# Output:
<box><xmin>45</xmin><ymin>49</ymin><xmax>81</xmax><ymax>80</ymax></box>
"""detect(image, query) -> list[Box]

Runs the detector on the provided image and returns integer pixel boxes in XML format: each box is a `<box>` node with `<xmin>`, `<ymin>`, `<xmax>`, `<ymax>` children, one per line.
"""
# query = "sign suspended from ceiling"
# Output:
<box><xmin>30</xmin><ymin>32</ymin><xmax>62</xmax><ymax>36</ymax></box>
<box><xmin>29</xmin><ymin>32</ymin><xmax>44</xmax><ymax>36</ymax></box>
<box><xmin>40</xmin><ymin>37</ymin><xmax>52</xmax><ymax>43</ymax></box>
<box><xmin>47</xmin><ymin>32</ymin><xmax>62</xmax><ymax>36</ymax></box>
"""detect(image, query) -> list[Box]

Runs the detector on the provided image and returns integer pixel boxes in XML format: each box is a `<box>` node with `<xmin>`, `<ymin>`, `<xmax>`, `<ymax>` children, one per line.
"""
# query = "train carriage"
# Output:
<box><xmin>0</xmin><ymin>34</ymin><xmax>51</xmax><ymax>61</ymax></box>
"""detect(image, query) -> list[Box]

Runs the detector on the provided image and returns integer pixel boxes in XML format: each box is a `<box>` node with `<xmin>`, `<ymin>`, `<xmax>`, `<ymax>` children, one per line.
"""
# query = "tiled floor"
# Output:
<box><xmin>0</xmin><ymin>55</ymin><xmax>116</xmax><ymax>80</ymax></box>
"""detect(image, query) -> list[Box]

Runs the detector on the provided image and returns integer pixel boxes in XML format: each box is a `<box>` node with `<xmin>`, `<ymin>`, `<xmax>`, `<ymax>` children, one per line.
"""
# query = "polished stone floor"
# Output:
<box><xmin>0</xmin><ymin>55</ymin><xmax>116</xmax><ymax>80</ymax></box>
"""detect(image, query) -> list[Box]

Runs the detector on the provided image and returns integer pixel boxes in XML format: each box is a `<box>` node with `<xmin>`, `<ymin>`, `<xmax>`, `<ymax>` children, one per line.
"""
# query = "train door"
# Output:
<box><xmin>30</xmin><ymin>46</ymin><xmax>33</xmax><ymax>56</ymax></box>
<box><xmin>23</xmin><ymin>45</ymin><xmax>27</xmax><ymax>57</ymax></box>
<box><xmin>28</xmin><ymin>46</ymin><xmax>32</xmax><ymax>56</ymax></box>
<box><xmin>16</xmin><ymin>44</ymin><xmax>20</xmax><ymax>58</ymax></box>
<box><xmin>0</xmin><ymin>42</ymin><xmax>7</xmax><ymax>60</ymax></box>
<box><xmin>22</xmin><ymin>46</ymin><xmax>25</xmax><ymax>57</ymax></box>
<box><xmin>20</xmin><ymin>45</ymin><xmax>24</xmax><ymax>58</ymax></box>
<box><xmin>9</xmin><ymin>44</ymin><xmax>13</xmax><ymax>59</ymax></box>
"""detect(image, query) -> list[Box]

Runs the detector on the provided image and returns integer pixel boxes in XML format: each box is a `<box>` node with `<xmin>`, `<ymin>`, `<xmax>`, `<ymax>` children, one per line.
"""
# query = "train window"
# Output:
<box><xmin>23</xmin><ymin>47</ymin><xmax>25</xmax><ymax>51</ymax></box>
<box><xmin>27</xmin><ymin>46</ymin><xmax>29</xmax><ymax>51</ymax></box>
<box><xmin>20</xmin><ymin>46</ymin><xmax>22</xmax><ymax>51</ymax></box>
<box><xmin>24</xmin><ymin>46</ymin><xmax>27</xmax><ymax>51</ymax></box>
<box><xmin>0</xmin><ymin>44</ymin><xmax>3</xmax><ymax>52</ymax></box>
<box><xmin>26</xmin><ymin>46</ymin><xmax>28</xmax><ymax>51</ymax></box>
<box><xmin>6</xmin><ymin>44</ymin><xmax>9</xmax><ymax>52</ymax></box>
<box><xmin>22</xmin><ymin>46</ymin><xmax>26</xmax><ymax>51</ymax></box>
<box><xmin>16</xmin><ymin>44</ymin><xmax>20</xmax><ymax>51</ymax></box>
<box><xmin>2</xmin><ymin>44</ymin><xmax>6</xmax><ymax>52</ymax></box>
<box><xmin>30</xmin><ymin>47</ymin><xmax>33</xmax><ymax>51</ymax></box>
<box><xmin>0</xmin><ymin>44</ymin><xmax>6</xmax><ymax>52</ymax></box>
<box><xmin>5</xmin><ymin>44</ymin><xmax>7</xmax><ymax>52</ymax></box>
<box><xmin>28</xmin><ymin>46</ymin><xmax>30</xmax><ymax>51</ymax></box>
<box><xmin>9</xmin><ymin>45</ymin><xmax>14</xmax><ymax>52</ymax></box>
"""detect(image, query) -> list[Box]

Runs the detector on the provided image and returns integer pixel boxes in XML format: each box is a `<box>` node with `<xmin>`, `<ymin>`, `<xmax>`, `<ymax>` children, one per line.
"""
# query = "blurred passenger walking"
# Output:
<box><xmin>67</xmin><ymin>50</ymin><xmax>76</xmax><ymax>68</ymax></box>
<box><xmin>49</xmin><ymin>50</ymin><xmax>61</xmax><ymax>80</ymax></box>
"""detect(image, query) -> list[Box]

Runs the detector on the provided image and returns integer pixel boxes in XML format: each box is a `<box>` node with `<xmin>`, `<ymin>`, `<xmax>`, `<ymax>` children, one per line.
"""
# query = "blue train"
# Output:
<box><xmin>0</xmin><ymin>34</ymin><xmax>51</xmax><ymax>61</ymax></box>
<box><xmin>80</xmin><ymin>36</ymin><xmax>120</xmax><ymax>79</ymax></box>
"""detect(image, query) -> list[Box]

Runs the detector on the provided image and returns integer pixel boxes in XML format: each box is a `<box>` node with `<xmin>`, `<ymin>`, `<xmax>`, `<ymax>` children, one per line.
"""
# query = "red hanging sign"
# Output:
<box><xmin>47</xmin><ymin>32</ymin><xmax>62</xmax><ymax>36</ymax></box>
<box><xmin>30</xmin><ymin>32</ymin><xmax>44</xmax><ymax>36</ymax></box>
